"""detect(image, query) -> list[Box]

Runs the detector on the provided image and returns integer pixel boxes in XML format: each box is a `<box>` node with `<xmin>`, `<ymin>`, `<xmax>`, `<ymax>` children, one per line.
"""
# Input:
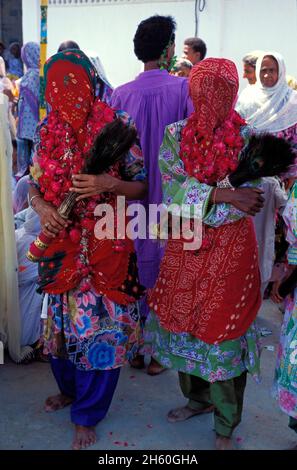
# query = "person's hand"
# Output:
<box><xmin>37</xmin><ymin>201</ymin><xmax>69</xmax><ymax>238</ymax></box>
<box><xmin>227</xmin><ymin>188</ymin><xmax>265</xmax><ymax>216</ymax></box>
<box><xmin>70</xmin><ymin>173</ymin><xmax>116</xmax><ymax>201</ymax></box>
<box><xmin>271</xmin><ymin>280</ymin><xmax>283</xmax><ymax>304</ymax></box>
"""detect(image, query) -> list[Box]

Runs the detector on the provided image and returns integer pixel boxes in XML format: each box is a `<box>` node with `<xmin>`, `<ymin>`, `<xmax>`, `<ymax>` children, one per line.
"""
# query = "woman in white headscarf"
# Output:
<box><xmin>237</xmin><ymin>53</ymin><xmax>297</xmax><ymax>444</ymax></box>
<box><xmin>236</xmin><ymin>52</ymin><xmax>297</xmax><ymax>297</ymax></box>
<box><xmin>236</xmin><ymin>51</ymin><xmax>297</xmax><ymax>139</ymax></box>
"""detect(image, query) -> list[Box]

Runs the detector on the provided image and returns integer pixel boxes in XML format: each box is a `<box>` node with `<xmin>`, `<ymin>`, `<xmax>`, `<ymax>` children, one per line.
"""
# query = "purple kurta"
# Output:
<box><xmin>111</xmin><ymin>69</ymin><xmax>193</xmax><ymax>299</ymax></box>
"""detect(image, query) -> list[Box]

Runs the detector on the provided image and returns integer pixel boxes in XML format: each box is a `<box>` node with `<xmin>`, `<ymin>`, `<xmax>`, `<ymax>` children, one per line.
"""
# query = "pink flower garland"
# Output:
<box><xmin>180</xmin><ymin>110</ymin><xmax>246</xmax><ymax>185</ymax></box>
<box><xmin>37</xmin><ymin>99</ymin><xmax>115</xmax><ymax>206</ymax></box>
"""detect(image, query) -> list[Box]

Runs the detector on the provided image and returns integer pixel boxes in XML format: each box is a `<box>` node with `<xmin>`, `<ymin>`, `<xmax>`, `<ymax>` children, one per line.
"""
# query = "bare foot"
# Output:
<box><xmin>72</xmin><ymin>425</ymin><xmax>97</xmax><ymax>450</ymax></box>
<box><xmin>130</xmin><ymin>354</ymin><xmax>145</xmax><ymax>369</ymax></box>
<box><xmin>44</xmin><ymin>393</ymin><xmax>73</xmax><ymax>412</ymax></box>
<box><xmin>215</xmin><ymin>435</ymin><xmax>234</xmax><ymax>450</ymax></box>
<box><xmin>147</xmin><ymin>357</ymin><xmax>167</xmax><ymax>376</ymax></box>
<box><xmin>167</xmin><ymin>404</ymin><xmax>214</xmax><ymax>423</ymax></box>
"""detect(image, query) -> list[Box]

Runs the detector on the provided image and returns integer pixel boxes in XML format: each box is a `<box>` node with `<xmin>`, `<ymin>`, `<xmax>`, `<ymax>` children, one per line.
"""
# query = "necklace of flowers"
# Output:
<box><xmin>179</xmin><ymin>110</ymin><xmax>246</xmax><ymax>185</ymax></box>
<box><xmin>37</xmin><ymin>98</ymin><xmax>117</xmax><ymax>292</ymax></box>
<box><xmin>158</xmin><ymin>41</ymin><xmax>177</xmax><ymax>73</ymax></box>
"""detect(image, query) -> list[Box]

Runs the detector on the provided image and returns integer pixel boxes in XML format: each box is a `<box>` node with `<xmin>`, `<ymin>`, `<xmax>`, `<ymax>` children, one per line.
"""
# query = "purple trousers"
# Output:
<box><xmin>50</xmin><ymin>357</ymin><xmax>120</xmax><ymax>426</ymax></box>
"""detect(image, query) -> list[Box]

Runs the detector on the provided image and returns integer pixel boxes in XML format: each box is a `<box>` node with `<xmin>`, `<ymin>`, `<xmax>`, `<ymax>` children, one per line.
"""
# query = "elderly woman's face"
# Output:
<box><xmin>260</xmin><ymin>56</ymin><xmax>279</xmax><ymax>88</ymax></box>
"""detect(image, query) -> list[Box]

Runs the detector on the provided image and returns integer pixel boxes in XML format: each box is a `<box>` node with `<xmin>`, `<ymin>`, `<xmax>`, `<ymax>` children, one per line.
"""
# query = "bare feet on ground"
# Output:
<box><xmin>147</xmin><ymin>357</ymin><xmax>167</xmax><ymax>375</ymax></box>
<box><xmin>167</xmin><ymin>405</ymin><xmax>214</xmax><ymax>423</ymax></box>
<box><xmin>215</xmin><ymin>435</ymin><xmax>234</xmax><ymax>450</ymax></box>
<box><xmin>130</xmin><ymin>355</ymin><xmax>167</xmax><ymax>375</ymax></box>
<box><xmin>72</xmin><ymin>425</ymin><xmax>97</xmax><ymax>450</ymax></box>
<box><xmin>129</xmin><ymin>353</ymin><xmax>145</xmax><ymax>369</ymax></box>
<box><xmin>44</xmin><ymin>393</ymin><xmax>73</xmax><ymax>412</ymax></box>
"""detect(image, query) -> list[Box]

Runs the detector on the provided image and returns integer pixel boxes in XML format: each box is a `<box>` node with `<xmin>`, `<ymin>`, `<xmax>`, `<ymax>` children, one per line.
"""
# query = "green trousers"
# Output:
<box><xmin>178</xmin><ymin>371</ymin><xmax>247</xmax><ymax>438</ymax></box>
<box><xmin>289</xmin><ymin>417</ymin><xmax>297</xmax><ymax>434</ymax></box>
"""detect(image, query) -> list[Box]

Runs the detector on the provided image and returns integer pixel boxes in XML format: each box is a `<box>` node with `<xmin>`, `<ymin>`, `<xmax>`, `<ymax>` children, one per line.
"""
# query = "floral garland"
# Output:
<box><xmin>158</xmin><ymin>41</ymin><xmax>177</xmax><ymax>72</ymax></box>
<box><xmin>37</xmin><ymin>98</ymin><xmax>115</xmax><ymax>206</ymax></box>
<box><xmin>35</xmin><ymin>98</ymin><xmax>117</xmax><ymax>292</ymax></box>
<box><xmin>180</xmin><ymin>110</ymin><xmax>246</xmax><ymax>185</ymax></box>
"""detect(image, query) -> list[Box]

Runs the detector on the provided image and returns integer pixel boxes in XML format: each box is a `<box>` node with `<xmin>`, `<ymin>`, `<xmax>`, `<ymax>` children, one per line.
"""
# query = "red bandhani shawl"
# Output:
<box><xmin>148</xmin><ymin>58</ymin><xmax>261</xmax><ymax>344</ymax></box>
<box><xmin>34</xmin><ymin>51</ymin><xmax>137</xmax><ymax>304</ymax></box>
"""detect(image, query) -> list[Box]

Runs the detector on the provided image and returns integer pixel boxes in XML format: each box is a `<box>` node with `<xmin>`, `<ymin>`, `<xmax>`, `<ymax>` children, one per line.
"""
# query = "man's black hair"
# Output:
<box><xmin>134</xmin><ymin>15</ymin><xmax>176</xmax><ymax>63</ymax></box>
<box><xmin>57</xmin><ymin>40</ymin><xmax>80</xmax><ymax>52</ymax></box>
<box><xmin>184</xmin><ymin>37</ymin><xmax>207</xmax><ymax>60</ymax></box>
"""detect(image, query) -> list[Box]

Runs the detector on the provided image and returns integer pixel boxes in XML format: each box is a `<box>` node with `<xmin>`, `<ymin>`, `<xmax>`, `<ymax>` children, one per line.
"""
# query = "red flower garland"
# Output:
<box><xmin>180</xmin><ymin>110</ymin><xmax>246</xmax><ymax>185</ymax></box>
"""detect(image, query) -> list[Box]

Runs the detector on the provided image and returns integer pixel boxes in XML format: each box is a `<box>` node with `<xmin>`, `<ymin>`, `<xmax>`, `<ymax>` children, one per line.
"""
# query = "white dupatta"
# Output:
<box><xmin>236</xmin><ymin>51</ymin><xmax>297</xmax><ymax>132</ymax></box>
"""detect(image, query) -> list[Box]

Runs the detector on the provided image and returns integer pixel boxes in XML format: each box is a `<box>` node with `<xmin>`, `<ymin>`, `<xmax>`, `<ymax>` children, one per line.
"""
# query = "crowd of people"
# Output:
<box><xmin>0</xmin><ymin>14</ymin><xmax>297</xmax><ymax>451</ymax></box>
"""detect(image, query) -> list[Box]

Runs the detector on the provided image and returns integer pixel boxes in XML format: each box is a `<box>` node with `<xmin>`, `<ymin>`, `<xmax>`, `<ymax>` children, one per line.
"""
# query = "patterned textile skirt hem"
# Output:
<box><xmin>44</xmin><ymin>337</ymin><xmax>140</xmax><ymax>372</ymax></box>
<box><xmin>142</xmin><ymin>311</ymin><xmax>261</xmax><ymax>384</ymax></box>
<box><xmin>43</xmin><ymin>289</ymin><xmax>142</xmax><ymax>371</ymax></box>
<box><xmin>58</xmin><ymin>356</ymin><xmax>137</xmax><ymax>372</ymax></box>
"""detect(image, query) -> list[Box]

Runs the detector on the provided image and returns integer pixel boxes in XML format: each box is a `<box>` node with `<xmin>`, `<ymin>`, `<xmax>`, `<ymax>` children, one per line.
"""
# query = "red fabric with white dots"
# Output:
<box><xmin>148</xmin><ymin>217</ymin><xmax>261</xmax><ymax>344</ymax></box>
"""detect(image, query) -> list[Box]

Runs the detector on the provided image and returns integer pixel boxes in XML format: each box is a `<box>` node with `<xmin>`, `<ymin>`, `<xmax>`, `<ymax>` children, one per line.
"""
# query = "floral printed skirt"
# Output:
<box><xmin>273</xmin><ymin>289</ymin><xmax>297</xmax><ymax>418</ymax></box>
<box><xmin>43</xmin><ymin>286</ymin><xmax>141</xmax><ymax>371</ymax></box>
<box><xmin>143</xmin><ymin>311</ymin><xmax>262</xmax><ymax>383</ymax></box>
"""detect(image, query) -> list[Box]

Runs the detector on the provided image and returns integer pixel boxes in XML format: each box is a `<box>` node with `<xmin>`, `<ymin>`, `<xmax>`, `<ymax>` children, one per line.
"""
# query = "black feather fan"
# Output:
<box><xmin>229</xmin><ymin>133</ymin><xmax>295</xmax><ymax>187</ymax></box>
<box><xmin>84</xmin><ymin>118</ymin><xmax>137</xmax><ymax>175</ymax></box>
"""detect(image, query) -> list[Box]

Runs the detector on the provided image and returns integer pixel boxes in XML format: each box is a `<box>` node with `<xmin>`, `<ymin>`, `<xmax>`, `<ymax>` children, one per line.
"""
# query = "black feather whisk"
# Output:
<box><xmin>84</xmin><ymin>118</ymin><xmax>137</xmax><ymax>175</ymax></box>
<box><xmin>58</xmin><ymin>118</ymin><xmax>137</xmax><ymax>218</ymax></box>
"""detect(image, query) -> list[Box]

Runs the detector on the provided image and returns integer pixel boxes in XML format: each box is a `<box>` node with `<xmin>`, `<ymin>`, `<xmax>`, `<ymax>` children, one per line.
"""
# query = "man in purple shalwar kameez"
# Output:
<box><xmin>111</xmin><ymin>15</ymin><xmax>193</xmax><ymax>374</ymax></box>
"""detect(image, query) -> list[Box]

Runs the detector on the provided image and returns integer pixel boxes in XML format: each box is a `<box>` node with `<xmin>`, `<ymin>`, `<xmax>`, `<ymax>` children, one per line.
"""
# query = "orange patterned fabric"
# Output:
<box><xmin>148</xmin><ymin>218</ymin><xmax>261</xmax><ymax>344</ymax></box>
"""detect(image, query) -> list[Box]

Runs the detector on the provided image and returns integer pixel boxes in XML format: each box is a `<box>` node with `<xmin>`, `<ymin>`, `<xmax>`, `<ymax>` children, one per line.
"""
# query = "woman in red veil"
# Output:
<box><xmin>29</xmin><ymin>50</ymin><xmax>147</xmax><ymax>449</ymax></box>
